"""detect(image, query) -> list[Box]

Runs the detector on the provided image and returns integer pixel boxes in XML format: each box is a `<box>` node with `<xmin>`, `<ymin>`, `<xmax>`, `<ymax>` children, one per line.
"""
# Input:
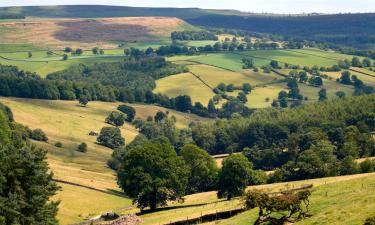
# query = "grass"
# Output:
<box><xmin>0</xmin><ymin>54</ymin><xmax>126</xmax><ymax>77</ymax></box>
<box><xmin>200</xmin><ymin>173</ymin><xmax>375</xmax><ymax>225</ymax></box>
<box><xmin>54</xmin><ymin>183</ymin><xmax>132</xmax><ymax>225</ymax></box>
<box><xmin>154</xmin><ymin>72</ymin><xmax>215</xmax><ymax>105</ymax></box>
<box><xmin>116</xmin><ymin>173</ymin><xmax>375</xmax><ymax>225</ymax></box>
<box><xmin>188</xmin><ymin>64</ymin><xmax>281</xmax><ymax>88</ymax></box>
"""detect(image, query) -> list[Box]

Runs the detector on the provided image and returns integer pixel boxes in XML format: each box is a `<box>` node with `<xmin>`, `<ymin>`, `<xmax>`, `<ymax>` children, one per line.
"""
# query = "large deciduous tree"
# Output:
<box><xmin>180</xmin><ymin>144</ymin><xmax>218</xmax><ymax>193</ymax></box>
<box><xmin>217</xmin><ymin>154</ymin><xmax>253</xmax><ymax>200</ymax></box>
<box><xmin>117</xmin><ymin>142</ymin><xmax>189</xmax><ymax>210</ymax></box>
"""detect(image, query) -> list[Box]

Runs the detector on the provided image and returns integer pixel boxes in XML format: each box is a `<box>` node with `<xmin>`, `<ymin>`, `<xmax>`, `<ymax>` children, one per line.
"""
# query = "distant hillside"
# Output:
<box><xmin>187</xmin><ymin>13</ymin><xmax>375</xmax><ymax>49</ymax></box>
<box><xmin>0</xmin><ymin>5</ymin><xmax>241</xmax><ymax>19</ymax></box>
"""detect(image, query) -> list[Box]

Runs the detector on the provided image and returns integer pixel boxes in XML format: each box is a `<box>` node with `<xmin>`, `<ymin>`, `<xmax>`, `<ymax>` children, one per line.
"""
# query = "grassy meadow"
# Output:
<box><xmin>110</xmin><ymin>173</ymin><xmax>375</xmax><ymax>225</ymax></box>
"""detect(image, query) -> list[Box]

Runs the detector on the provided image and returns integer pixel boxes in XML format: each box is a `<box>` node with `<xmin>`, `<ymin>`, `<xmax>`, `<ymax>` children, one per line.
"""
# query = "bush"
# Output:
<box><xmin>105</xmin><ymin>111</ymin><xmax>126</xmax><ymax>127</ymax></box>
<box><xmin>54</xmin><ymin>142</ymin><xmax>63</xmax><ymax>148</ymax></box>
<box><xmin>97</xmin><ymin>127</ymin><xmax>125</xmax><ymax>149</ymax></box>
<box><xmin>117</xmin><ymin>105</ymin><xmax>136</xmax><ymax>122</ymax></box>
<box><xmin>78</xmin><ymin>142</ymin><xmax>88</xmax><ymax>153</ymax></box>
<box><xmin>31</xmin><ymin>129</ymin><xmax>48</xmax><ymax>142</ymax></box>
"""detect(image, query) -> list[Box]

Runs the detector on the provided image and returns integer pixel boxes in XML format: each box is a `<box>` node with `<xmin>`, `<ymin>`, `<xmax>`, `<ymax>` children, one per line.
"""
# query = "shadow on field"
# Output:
<box><xmin>136</xmin><ymin>199</ymin><xmax>226</xmax><ymax>215</ymax></box>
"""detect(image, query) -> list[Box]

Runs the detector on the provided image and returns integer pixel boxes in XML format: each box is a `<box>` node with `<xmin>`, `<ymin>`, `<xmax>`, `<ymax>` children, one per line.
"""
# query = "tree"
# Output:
<box><xmin>105</xmin><ymin>111</ymin><xmax>126</xmax><ymax>127</ymax></box>
<box><xmin>217</xmin><ymin>83</ymin><xmax>226</xmax><ymax>92</ymax></box>
<box><xmin>28</xmin><ymin>52</ymin><xmax>32</xmax><ymax>58</ymax></box>
<box><xmin>92</xmin><ymin>47</ymin><xmax>99</xmax><ymax>54</ymax></box>
<box><xmin>364</xmin><ymin>216</ymin><xmax>375</xmax><ymax>225</ymax></box>
<box><xmin>207</xmin><ymin>100</ymin><xmax>217</xmax><ymax>115</ymax></box>
<box><xmin>340</xmin><ymin>71</ymin><xmax>352</xmax><ymax>84</ymax></box>
<box><xmin>242</xmin><ymin>83</ymin><xmax>252</xmax><ymax>94</ymax></box>
<box><xmin>226</xmin><ymin>84</ymin><xmax>235</xmax><ymax>92</ymax></box>
<box><xmin>318</xmin><ymin>88</ymin><xmax>327</xmax><ymax>101</ymax></box>
<box><xmin>335</xmin><ymin>91</ymin><xmax>346</xmax><ymax>99</ymax></box>
<box><xmin>75</xmin><ymin>48</ymin><xmax>83</xmax><ymax>55</ymax></box>
<box><xmin>78</xmin><ymin>96</ymin><xmax>89</xmax><ymax>107</ymax></box>
<box><xmin>237</xmin><ymin>92</ymin><xmax>248</xmax><ymax>103</ymax></box>
<box><xmin>124</xmin><ymin>48</ymin><xmax>131</xmax><ymax>57</ymax></box>
<box><xmin>31</xmin><ymin>129</ymin><xmax>48</xmax><ymax>142</ymax></box>
<box><xmin>78</xmin><ymin>142</ymin><xmax>87</xmax><ymax>153</ymax></box>
<box><xmin>64</xmin><ymin>47</ymin><xmax>72</xmax><ymax>53</ymax></box>
<box><xmin>154</xmin><ymin>111</ymin><xmax>167</xmax><ymax>122</ymax></box>
<box><xmin>117</xmin><ymin>105</ymin><xmax>136</xmax><ymax>122</ymax></box>
<box><xmin>270</xmin><ymin>60</ymin><xmax>279</xmax><ymax>69</ymax></box>
<box><xmin>244</xmin><ymin>189</ymin><xmax>311</xmax><ymax>225</ymax></box>
<box><xmin>242</xmin><ymin>58</ymin><xmax>254</xmax><ymax>69</ymax></box>
<box><xmin>99</xmin><ymin>49</ymin><xmax>104</xmax><ymax>55</ymax></box>
<box><xmin>97</xmin><ymin>127</ymin><xmax>125</xmax><ymax>149</ymax></box>
<box><xmin>180</xmin><ymin>144</ymin><xmax>218</xmax><ymax>193</ymax></box>
<box><xmin>352</xmin><ymin>57</ymin><xmax>362</xmax><ymax>67</ymax></box>
<box><xmin>117</xmin><ymin>142</ymin><xmax>189</xmax><ymax>210</ymax></box>
<box><xmin>217</xmin><ymin>154</ymin><xmax>253</xmax><ymax>200</ymax></box>
<box><xmin>363</xmin><ymin>58</ymin><xmax>372</xmax><ymax>67</ymax></box>
<box><xmin>0</xmin><ymin>144</ymin><xmax>60</xmax><ymax>225</ymax></box>
<box><xmin>174</xmin><ymin>95</ymin><xmax>192</xmax><ymax>112</ymax></box>
<box><xmin>62</xmin><ymin>54</ymin><xmax>68</xmax><ymax>60</ymax></box>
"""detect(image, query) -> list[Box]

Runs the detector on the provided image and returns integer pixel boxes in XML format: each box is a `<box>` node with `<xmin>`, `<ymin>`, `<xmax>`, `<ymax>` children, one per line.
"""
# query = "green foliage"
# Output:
<box><xmin>97</xmin><ymin>127</ymin><xmax>125</xmax><ymax>149</ymax></box>
<box><xmin>77</xmin><ymin>142</ymin><xmax>88</xmax><ymax>153</ymax></box>
<box><xmin>244</xmin><ymin>189</ymin><xmax>311</xmax><ymax>225</ymax></box>
<box><xmin>117</xmin><ymin>105</ymin><xmax>136</xmax><ymax>122</ymax></box>
<box><xmin>105</xmin><ymin>111</ymin><xmax>126</xmax><ymax>127</ymax></box>
<box><xmin>217</xmin><ymin>154</ymin><xmax>253</xmax><ymax>200</ymax></box>
<box><xmin>31</xmin><ymin>129</ymin><xmax>48</xmax><ymax>142</ymax></box>
<box><xmin>117</xmin><ymin>141</ymin><xmax>189</xmax><ymax>210</ymax></box>
<box><xmin>54</xmin><ymin>142</ymin><xmax>63</xmax><ymax>148</ymax></box>
<box><xmin>78</xmin><ymin>96</ymin><xmax>89</xmax><ymax>106</ymax></box>
<box><xmin>0</xmin><ymin>107</ymin><xmax>59</xmax><ymax>225</ymax></box>
<box><xmin>180</xmin><ymin>144</ymin><xmax>218</xmax><ymax>193</ymax></box>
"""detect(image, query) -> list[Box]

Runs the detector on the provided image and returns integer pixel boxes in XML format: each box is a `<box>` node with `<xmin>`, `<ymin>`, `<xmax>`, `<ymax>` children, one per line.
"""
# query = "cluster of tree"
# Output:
<box><xmin>64</xmin><ymin>47</ymin><xmax>83</xmax><ymax>56</ymax></box>
<box><xmin>0</xmin><ymin>103</ymin><xmax>59</xmax><ymax>224</ymax></box>
<box><xmin>0</xmin><ymin>14</ymin><xmax>25</xmax><ymax>19</ymax></box>
<box><xmin>113</xmin><ymin>133</ymin><xmax>265</xmax><ymax>210</ymax></box>
<box><xmin>0</xmin><ymin>66</ymin><xmax>118</xmax><ymax>102</ymax></box>
<box><xmin>338</xmin><ymin>57</ymin><xmax>373</xmax><ymax>69</ymax></box>
<box><xmin>92</xmin><ymin>47</ymin><xmax>104</xmax><ymax>55</ymax></box>
<box><xmin>338</xmin><ymin>71</ymin><xmax>375</xmax><ymax>95</ymax></box>
<box><xmin>171</xmin><ymin>31</ymin><xmax>218</xmax><ymax>41</ymax></box>
<box><xmin>97</xmin><ymin>126</ymin><xmax>125</xmax><ymax>149</ymax></box>
<box><xmin>47</xmin><ymin>57</ymin><xmax>187</xmax><ymax>90</ymax></box>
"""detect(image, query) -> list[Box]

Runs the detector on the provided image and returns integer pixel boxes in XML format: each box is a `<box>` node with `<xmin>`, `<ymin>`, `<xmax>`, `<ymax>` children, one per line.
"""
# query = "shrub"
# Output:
<box><xmin>31</xmin><ymin>129</ymin><xmax>48</xmax><ymax>142</ymax></box>
<box><xmin>54</xmin><ymin>142</ymin><xmax>63</xmax><ymax>148</ymax></box>
<box><xmin>117</xmin><ymin>105</ymin><xmax>136</xmax><ymax>122</ymax></box>
<box><xmin>97</xmin><ymin>127</ymin><xmax>125</xmax><ymax>149</ymax></box>
<box><xmin>78</xmin><ymin>142</ymin><xmax>88</xmax><ymax>153</ymax></box>
<box><xmin>105</xmin><ymin>111</ymin><xmax>126</xmax><ymax>127</ymax></box>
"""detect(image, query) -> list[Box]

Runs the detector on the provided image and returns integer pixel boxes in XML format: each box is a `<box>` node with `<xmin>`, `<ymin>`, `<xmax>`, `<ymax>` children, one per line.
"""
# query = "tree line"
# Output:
<box><xmin>171</xmin><ymin>31</ymin><xmax>218</xmax><ymax>41</ymax></box>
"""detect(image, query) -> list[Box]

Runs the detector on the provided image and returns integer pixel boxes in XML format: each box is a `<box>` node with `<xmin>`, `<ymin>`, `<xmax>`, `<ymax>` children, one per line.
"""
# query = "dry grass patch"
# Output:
<box><xmin>0</xmin><ymin>17</ymin><xmax>187</xmax><ymax>49</ymax></box>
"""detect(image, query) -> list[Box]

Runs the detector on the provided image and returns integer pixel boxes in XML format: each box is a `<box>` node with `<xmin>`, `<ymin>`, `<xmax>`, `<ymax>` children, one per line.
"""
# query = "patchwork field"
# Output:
<box><xmin>0</xmin><ymin>97</ymin><xmax>208</xmax><ymax>224</ymax></box>
<box><xmin>0</xmin><ymin>17</ymin><xmax>194</xmax><ymax>49</ymax></box>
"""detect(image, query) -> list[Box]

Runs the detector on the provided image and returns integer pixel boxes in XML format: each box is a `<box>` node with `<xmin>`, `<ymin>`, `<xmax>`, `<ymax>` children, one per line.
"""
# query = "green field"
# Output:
<box><xmin>0</xmin><ymin>54</ymin><xmax>126</xmax><ymax>77</ymax></box>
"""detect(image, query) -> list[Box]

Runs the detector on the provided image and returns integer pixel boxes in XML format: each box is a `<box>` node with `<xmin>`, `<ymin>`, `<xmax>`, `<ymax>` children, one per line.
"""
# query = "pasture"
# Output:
<box><xmin>113</xmin><ymin>173</ymin><xmax>375</xmax><ymax>225</ymax></box>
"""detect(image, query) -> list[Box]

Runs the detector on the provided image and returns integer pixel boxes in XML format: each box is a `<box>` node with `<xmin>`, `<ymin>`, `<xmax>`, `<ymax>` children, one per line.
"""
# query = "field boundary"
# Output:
<box><xmin>53</xmin><ymin>178</ymin><xmax>127</xmax><ymax>198</ymax></box>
